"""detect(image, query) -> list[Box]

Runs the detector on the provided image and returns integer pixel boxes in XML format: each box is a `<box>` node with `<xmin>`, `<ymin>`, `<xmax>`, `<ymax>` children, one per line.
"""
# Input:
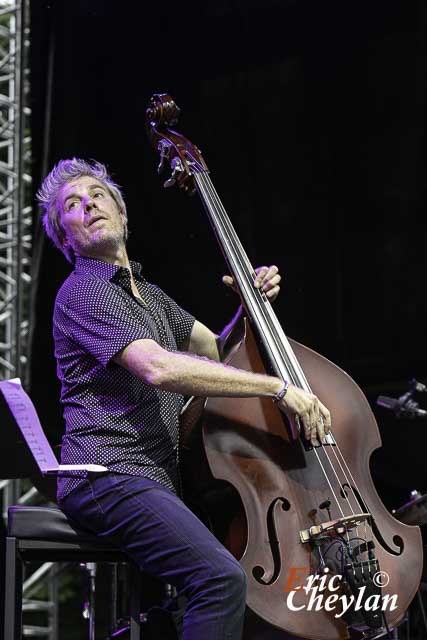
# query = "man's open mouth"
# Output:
<box><xmin>88</xmin><ymin>216</ymin><xmax>107</xmax><ymax>226</ymax></box>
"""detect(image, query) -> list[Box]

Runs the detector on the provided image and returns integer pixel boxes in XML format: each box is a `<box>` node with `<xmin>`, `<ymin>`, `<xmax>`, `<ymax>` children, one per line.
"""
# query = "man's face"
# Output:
<box><xmin>58</xmin><ymin>176</ymin><xmax>126</xmax><ymax>258</ymax></box>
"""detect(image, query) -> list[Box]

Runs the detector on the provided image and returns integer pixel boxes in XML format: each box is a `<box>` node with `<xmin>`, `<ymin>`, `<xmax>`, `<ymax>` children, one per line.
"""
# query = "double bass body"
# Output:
<box><xmin>181</xmin><ymin>320</ymin><xmax>422</xmax><ymax>639</ymax></box>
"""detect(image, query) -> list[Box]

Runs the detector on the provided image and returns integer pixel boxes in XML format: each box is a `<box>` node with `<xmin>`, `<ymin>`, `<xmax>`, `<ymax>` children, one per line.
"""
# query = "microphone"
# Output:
<box><xmin>376</xmin><ymin>379</ymin><xmax>427</xmax><ymax>418</ymax></box>
<box><xmin>376</xmin><ymin>395</ymin><xmax>427</xmax><ymax>419</ymax></box>
<box><xmin>376</xmin><ymin>396</ymin><xmax>398</xmax><ymax>412</ymax></box>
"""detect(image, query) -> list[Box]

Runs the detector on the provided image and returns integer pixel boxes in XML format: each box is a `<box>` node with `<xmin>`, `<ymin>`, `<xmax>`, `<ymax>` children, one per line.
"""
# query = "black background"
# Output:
<box><xmin>29</xmin><ymin>0</ymin><xmax>427</xmax><ymax>510</ymax></box>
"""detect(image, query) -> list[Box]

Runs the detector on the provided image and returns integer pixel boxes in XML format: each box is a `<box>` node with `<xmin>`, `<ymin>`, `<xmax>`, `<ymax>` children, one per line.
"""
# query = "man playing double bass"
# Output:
<box><xmin>38</xmin><ymin>157</ymin><xmax>331</xmax><ymax>639</ymax></box>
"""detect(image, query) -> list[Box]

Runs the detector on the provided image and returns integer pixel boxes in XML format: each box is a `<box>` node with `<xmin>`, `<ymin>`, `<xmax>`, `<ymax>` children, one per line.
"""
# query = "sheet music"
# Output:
<box><xmin>0</xmin><ymin>378</ymin><xmax>108</xmax><ymax>475</ymax></box>
<box><xmin>0</xmin><ymin>378</ymin><xmax>59</xmax><ymax>472</ymax></box>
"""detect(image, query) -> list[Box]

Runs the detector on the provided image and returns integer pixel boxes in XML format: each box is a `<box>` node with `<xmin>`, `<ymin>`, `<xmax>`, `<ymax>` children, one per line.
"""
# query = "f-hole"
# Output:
<box><xmin>342</xmin><ymin>483</ymin><xmax>404</xmax><ymax>556</ymax></box>
<box><xmin>252</xmin><ymin>497</ymin><xmax>290</xmax><ymax>585</ymax></box>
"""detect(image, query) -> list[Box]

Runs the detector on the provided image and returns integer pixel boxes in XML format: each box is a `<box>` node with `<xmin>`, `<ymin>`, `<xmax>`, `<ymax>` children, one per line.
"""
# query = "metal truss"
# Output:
<box><xmin>0</xmin><ymin>2</ymin><xmax>59</xmax><ymax>638</ymax></box>
<box><xmin>0</xmin><ymin>0</ymin><xmax>32</xmax><ymax>387</ymax></box>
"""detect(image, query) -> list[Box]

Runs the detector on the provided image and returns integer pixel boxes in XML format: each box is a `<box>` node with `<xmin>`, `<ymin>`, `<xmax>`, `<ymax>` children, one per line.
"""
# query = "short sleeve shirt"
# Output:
<box><xmin>53</xmin><ymin>256</ymin><xmax>195</xmax><ymax>503</ymax></box>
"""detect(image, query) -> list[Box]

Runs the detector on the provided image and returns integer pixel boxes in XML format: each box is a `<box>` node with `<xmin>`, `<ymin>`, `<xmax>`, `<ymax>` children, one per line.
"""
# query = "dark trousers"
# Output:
<box><xmin>60</xmin><ymin>474</ymin><xmax>247</xmax><ymax>640</ymax></box>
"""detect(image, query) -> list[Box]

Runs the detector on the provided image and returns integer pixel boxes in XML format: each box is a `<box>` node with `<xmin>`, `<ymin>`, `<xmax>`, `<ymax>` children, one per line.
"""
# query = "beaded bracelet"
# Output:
<box><xmin>273</xmin><ymin>380</ymin><xmax>289</xmax><ymax>403</ymax></box>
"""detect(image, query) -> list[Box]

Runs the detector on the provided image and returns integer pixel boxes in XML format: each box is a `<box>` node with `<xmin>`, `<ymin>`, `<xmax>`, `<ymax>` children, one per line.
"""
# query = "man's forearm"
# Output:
<box><xmin>116</xmin><ymin>337</ymin><xmax>332</xmax><ymax>444</ymax></box>
<box><xmin>117</xmin><ymin>339</ymin><xmax>283</xmax><ymax>399</ymax></box>
<box><xmin>153</xmin><ymin>350</ymin><xmax>283</xmax><ymax>398</ymax></box>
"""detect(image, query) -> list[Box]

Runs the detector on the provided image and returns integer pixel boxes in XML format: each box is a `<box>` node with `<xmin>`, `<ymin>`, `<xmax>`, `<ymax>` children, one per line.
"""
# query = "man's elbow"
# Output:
<box><xmin>114</xmin><ymin>339</ymin><xmax>172</xmax><ymax>387</ymax></box>
<box><xmin>143</xmin><ymin>360</ymin><xmax>170</xmax><ymax>387</ymax></box>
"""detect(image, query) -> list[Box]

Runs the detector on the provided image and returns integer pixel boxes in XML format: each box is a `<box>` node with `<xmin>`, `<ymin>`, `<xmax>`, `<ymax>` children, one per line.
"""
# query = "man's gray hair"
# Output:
<box><xmin>37</xmin><ymin>158</ymin><xmax>128</xmax><ymax>263</ymax></box>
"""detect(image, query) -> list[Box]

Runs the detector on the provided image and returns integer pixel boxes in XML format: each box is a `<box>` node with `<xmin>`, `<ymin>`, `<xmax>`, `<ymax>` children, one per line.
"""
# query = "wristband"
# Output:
<box><xmin>273</xmin><ymin>380</ymin><xmax>289</xmax><ymax>403</ymax></box>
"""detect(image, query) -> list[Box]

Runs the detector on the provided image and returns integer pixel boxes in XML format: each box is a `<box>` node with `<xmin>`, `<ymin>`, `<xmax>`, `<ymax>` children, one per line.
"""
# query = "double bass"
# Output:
<box><xmin>145</xmin><ymin>94</ymin><xmax>423</xmax><ymax>640</ymax></box>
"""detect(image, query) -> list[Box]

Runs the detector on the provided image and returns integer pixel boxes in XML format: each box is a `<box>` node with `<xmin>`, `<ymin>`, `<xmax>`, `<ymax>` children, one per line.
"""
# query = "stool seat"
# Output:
<box><xmin>8</xmin><ymin>505</ymin><xmax>112</xmax><ymax>546</ymax></box>
<box><xmin>4</xmin><ymin>505</ymin><xmax>142</xmax><ymax>639</ymax></box>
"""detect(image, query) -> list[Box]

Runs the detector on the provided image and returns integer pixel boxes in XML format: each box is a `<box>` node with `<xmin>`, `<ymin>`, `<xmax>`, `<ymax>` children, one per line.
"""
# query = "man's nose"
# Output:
<box><xmin>84</xmin><ymin>197</ymin><xmax>97</xmax><ymax>213</ymax></box>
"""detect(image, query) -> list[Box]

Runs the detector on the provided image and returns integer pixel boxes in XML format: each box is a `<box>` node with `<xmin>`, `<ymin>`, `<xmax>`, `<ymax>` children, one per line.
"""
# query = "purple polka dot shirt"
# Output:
<box><xmin>53</xmin><ymin>256</ymin><xmax>195</xmax><ymax>503</ymax></box>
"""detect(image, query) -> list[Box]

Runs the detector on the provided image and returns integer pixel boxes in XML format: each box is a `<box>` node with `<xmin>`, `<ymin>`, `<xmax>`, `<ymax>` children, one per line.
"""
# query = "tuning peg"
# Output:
<box><xmin>163</xmin><ymin>157</ymin><xmax>184</xmax><ymax>188</ymax></box>
<box><xmin>157</xmin><ymin>140</ymin><xmax>172</xmax><ymax>174</ymax></box>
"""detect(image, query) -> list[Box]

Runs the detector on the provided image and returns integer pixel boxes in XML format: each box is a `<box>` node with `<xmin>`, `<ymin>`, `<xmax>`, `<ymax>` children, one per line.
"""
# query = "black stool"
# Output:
<box><xmin>4</xmin><ymin>505</ymin><xmax>142</xmax><ymax>640</ymax></box>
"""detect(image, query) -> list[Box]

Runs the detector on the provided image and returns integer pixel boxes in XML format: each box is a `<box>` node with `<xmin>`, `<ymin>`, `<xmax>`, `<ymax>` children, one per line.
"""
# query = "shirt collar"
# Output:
<box><xmin>74</xmin><ymin>256</ymin><xmax>143</xmax><ymax>282</ymax></box>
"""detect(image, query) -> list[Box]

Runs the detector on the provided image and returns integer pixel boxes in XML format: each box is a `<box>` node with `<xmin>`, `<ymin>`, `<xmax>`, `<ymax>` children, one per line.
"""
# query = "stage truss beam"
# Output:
<box><xmin>0</xmin><ymin>0</ymin><xmax>32</xmax><ymax>387</ymax></box>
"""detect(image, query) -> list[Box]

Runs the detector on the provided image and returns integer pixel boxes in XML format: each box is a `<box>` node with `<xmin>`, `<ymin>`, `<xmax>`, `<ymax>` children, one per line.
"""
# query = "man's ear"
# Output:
<box><xmin>120</xmin><ymin>209</ymin><xmax>128</xmax><ymax>239</ymax></box>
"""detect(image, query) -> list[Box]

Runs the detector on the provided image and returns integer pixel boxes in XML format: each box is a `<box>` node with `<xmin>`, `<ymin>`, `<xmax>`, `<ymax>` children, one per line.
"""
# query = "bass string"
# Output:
<box><xmin>194</xmin><ymin>169</ymin><xmax>376</xmax><ymax>551</ymax></box>
<box><xmin>194</xmin><ymin>171</ymin><xmax>376</xmax><ymax>571</ymax></box>
<box><xmin>193</xmin><ymin>174</ymin><xmax>340</xmax><ymax>449</ymax></box>
<box><xmin>197</xmin><ymin>171</ymin><xmax>320</xmax><ymax>393</ymax></box>
<box><xmin>205</xmin><ymin>173</ymin><xmax>378</xmax><ymax>571</ymax></box>
<box><xmin>324</xmin><ymin>443</ymin><xmax>375</xmax><ymax>573</ymax></box>
<box><xmin>316</xmin><ymin>442</ymin><xmax>375</xmax><ymax>573</ymax></box>
<box><xmin>193</xmin><ymin>173</ymin><xmax>297</xmax><ymax>380</ymax></box>
<box><xmin>197</xmin><ymin>170</ymin><xmax>377</xmax><ymax>561</ymax></box>
<box><xmin>193</xmin><ymin>171</ymin><xmax>350</xmax><ymax>508</ymax></box>
<box><xmin>194</xmin><ymin>171</ymin><xmax>300</xmax><ymax>376</ymax></box>
<box><xmin>194</xmin><ymin>171</ymin><xmax>339</xmax><ymax>450</ymax></box>
<box><xmin>196</xmin><ymin>171</ymin><xmax>307</xmax><ymax>380</ymax></box>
